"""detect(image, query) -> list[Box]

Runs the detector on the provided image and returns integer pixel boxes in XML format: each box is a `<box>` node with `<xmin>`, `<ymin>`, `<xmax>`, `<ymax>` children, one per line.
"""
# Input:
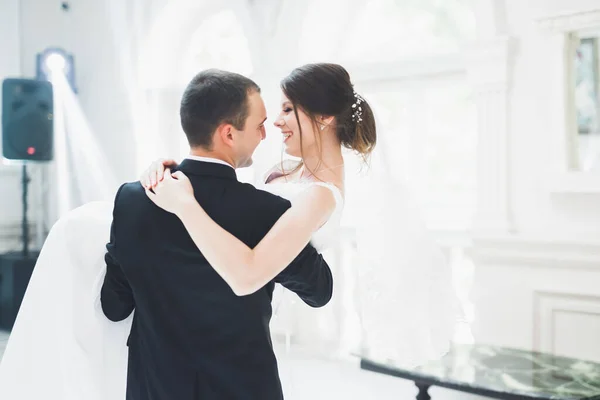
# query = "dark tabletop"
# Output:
<box><xmin>360</xmin><ymin>344</ymin><xmax>600</xmax><ymax>399</ymax></box>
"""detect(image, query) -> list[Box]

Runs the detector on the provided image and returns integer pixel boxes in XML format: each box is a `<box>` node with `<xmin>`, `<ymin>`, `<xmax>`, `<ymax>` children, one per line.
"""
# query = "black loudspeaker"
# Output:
<box><xmin>2</xmin><ymin>78</ymin><xmax>53</xmax><ymax>161</ymax></box>
<box><xmin>0</xmin><ymin>252</ymin><xmax>38</xmax><ymax>330</ymax></box>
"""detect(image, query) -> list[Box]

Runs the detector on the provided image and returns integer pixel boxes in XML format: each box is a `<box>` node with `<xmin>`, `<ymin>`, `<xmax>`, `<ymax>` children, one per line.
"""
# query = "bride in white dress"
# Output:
<box><xmin>0</xmin><ymin>63</ymin><xmax>454</xmax><ymax>399</ymax></box>
<box><xmin>144</xmin><ymin>63</ymin><xmax>455</xmax><ymax>367</ymax></box>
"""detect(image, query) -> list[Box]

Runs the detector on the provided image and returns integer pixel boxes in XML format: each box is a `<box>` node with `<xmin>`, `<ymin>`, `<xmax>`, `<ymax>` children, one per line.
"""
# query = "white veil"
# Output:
<box><xmin>343</xmin><ymin>139</ymin><xmax>457</xmax><ymax>368</ymax></box>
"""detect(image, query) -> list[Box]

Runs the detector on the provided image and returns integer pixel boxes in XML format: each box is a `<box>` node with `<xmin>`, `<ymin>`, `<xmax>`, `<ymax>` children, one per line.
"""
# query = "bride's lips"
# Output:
<box><xmin>282</xmin><ymin>131</ymin><xmax>292</xmax><ymax>143</ymax></box>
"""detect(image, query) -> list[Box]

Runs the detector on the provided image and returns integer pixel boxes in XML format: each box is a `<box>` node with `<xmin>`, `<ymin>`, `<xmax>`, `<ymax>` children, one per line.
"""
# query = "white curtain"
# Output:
<box><xmin>44</xmin><ymin>72</ymin><xmax>120</xmax><ymax>229</ymax></box>
<box><xmin>42</xmin><ymin>0</ymin><xmax>168</xmax><ymax>229</ymax></box>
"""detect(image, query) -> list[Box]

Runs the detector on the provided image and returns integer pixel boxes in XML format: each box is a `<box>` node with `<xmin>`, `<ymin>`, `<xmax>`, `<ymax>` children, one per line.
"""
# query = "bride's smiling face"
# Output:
<box><xmin>273</xmin><ymin>94</ymin><xmax>318</xmax><ymax>158</ymax></box>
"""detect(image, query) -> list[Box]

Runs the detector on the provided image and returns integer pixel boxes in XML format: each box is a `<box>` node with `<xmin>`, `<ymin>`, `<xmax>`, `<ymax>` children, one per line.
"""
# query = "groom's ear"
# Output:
<box><xmin>216</xmin><ymin>123</ymin><xmax>235</xmax><ymax>148</ymax></box>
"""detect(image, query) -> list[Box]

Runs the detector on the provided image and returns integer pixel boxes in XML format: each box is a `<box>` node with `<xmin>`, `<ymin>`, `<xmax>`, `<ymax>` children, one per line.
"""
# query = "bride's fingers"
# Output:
<box><xmin>155</xmin><ymin>162</ymin><xmax>166</xmax><ymax>185</ymax></box>
<box><xmin>150</xmin><ymin>162</ymin><xmax>162</xmax><ymax>187</ymax></box>
<box><xmin>146</xmin><ymin>169</ymin><xmax>153</xmax><ymax>188</ymax></box>
<box><xmin>150</xmin><ymin>162</ymin><xmax>159</xmax><ymax>187</ymax></box>
<box><xmin>153</xmin><ymin>180</ymin><xmax>167</xmax><ymax>195</ymax></box>
<box><xmin>147</xmin><ymin>158</ymin><xmax>178</xmax><ymax>188</ymax></box>
<box><xmin>140</xmin><ymin>170</ymin><xmax>150</xmax><ymax>189</ymax></box>
<box><xmin>158</xmin><ymin>159</ymin><xmax>178</xmax><ymax>183</ymax></box>
<box><xmin>145</xmin><ymin>188</ymin><xmax>156</xmax><ymax>201</ymax></box>
<box><xmin>171</xmin><ymin>171</ymin><xmax>189</xmax><ymax>183</ymax></box>
<box><xmin>151</xmin><ymin>171</ymin><xmax>169</xmax><ymax>191</ymax></box>
<box><xmin>163</xmin><ymin>158</ymin><xmax>177</xmax><ymax>167</ymax></box>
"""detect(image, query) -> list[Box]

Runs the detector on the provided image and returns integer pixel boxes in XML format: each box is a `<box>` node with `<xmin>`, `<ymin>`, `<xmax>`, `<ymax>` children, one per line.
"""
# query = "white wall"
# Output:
<box><xmin>0</xmin><ymin>0</ymin><xmax>25</xmax><ymax>252</ymax></box>
<box><xmin>471</xmin><ymin>238</ymin><xmax>600</xmax><ymax>359</ymax></box>
<box><xmin>470</xmin><ymin>0</ymin><xmax>600</xmax><ymax>363</ymax></box>
<box><xmin>0</xmin><ymin>0</ymin><xmax>20</xmax><ymax>78</ymax></box>
<box><xmin>504</xmin><ymin>0</ymin><xmax>600</xmax><ymax>236</ymax></box>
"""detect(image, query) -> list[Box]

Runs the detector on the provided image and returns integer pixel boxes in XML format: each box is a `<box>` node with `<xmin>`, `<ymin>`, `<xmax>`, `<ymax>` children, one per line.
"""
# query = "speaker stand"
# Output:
<box><xmin>0</xmin><ymin>163</ymin><xmax>38</xmax><ymax>331</ymax></box>
<box><xmin>21</xmin><ymin>163</ymin><xmax>30</xmax><ymax>257</ymax></box>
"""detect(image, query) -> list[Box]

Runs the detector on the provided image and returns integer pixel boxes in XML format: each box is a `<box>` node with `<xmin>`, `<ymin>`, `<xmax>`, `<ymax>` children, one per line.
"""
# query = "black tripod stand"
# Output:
<box><xmin>0</xmin><ymin>164</ymin><xmax>38</xmax><ymax>330</ymax></box>
<box><xmin>21</xmin><ymin>163</ymin><xmax>31</xmax><ymax>257</ymax></box>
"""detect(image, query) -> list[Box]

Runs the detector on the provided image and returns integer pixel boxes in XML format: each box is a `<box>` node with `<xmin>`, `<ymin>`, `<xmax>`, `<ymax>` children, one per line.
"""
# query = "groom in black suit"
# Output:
<box><xmin>100</xmin><ymin>69</ymin><xmax>333</xmax><ymax>400</ymax></box>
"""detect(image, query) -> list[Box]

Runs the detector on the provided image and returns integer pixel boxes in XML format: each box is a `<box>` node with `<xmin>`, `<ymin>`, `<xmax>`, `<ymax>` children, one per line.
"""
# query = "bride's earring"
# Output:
<box><xmin>320</xmin><ymin>124</ymin><xmax>325</xmax><ymax>131</ymax></box>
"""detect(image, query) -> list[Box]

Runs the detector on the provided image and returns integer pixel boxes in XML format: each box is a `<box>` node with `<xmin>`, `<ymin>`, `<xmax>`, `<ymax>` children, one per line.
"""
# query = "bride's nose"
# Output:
<box><xmin>274</xmin><ymin>118</ymin><xmax>285</xmax><ymax>128</ymax></box>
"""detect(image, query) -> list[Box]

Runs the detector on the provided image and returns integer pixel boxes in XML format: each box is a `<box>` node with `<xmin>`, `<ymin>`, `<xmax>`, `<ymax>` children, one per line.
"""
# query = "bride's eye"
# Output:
<box><xmin>283</xmin><ymin>107</ymin><xmax>292</xmax><ymax>113</ymax></box>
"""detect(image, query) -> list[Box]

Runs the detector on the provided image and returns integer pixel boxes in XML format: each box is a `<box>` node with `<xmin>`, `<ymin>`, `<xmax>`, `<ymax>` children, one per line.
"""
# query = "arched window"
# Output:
<box><xmin>339</xmin><ymin>0</ymin><xmax>476</xmax><ymax>62</ymax></box>
<box><xmin>180</xmin><ymin>9</ymin><xmax>254</xmax><ymax>83</ymax></box>
<box><xmin>178</xmin><ymin>8</ymin><xmax>256</xmax><ymax>182</ymax></box>
<box><xmin>307</xmin><ymin>0</ymin><xmax>478</xmax><ymax>230</ymax></box>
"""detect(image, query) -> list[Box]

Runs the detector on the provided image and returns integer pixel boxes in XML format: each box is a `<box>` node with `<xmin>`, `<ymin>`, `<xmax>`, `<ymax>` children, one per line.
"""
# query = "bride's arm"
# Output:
<box><xmin>140</xmin><ymin>158</ymin><xmax>179</xmax><ymax>188</ymax></box>
<box><xmin>146</xmin><ymin>172</ymin><xmax>336</xmax><ymax>296</ymax></box>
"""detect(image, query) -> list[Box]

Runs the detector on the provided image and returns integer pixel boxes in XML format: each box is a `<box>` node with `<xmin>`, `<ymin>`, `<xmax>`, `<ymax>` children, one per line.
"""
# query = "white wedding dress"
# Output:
<box><xmin>0</xmin><ymin>201</ymin><xmax>130</xmax><ymax>400</ymax></box>
<box><xmin>266</xmin><ymin>178</ymin><xmax>455</xmax><ymax>368</ymax></box>
<box><xmin>0</xmin><ymin>177</ymin><xmax>454</xmax><ymax>399</ymax></box>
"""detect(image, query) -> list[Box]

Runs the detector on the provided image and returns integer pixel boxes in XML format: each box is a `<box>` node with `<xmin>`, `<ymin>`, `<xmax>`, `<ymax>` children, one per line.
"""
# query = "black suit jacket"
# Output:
<box><xmin>100</xmin><ymin>159</ymin><xmax>333</xmax><ymax>400</ymax></box>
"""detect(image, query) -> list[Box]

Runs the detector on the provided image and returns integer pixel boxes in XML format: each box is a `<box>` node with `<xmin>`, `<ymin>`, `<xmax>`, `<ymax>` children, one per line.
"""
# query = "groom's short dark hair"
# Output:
<box><xmin>180</xmin><ymin>69</ymin><xmax>260</xmax><ymax>149</ymax></box>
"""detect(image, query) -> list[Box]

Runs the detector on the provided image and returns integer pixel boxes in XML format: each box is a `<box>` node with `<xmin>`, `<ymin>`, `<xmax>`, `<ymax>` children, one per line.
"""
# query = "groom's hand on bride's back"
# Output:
<box><xmin>140</xmin><ymin>158</ymin><xmax>179</xmax><ymax>189</ymax></box>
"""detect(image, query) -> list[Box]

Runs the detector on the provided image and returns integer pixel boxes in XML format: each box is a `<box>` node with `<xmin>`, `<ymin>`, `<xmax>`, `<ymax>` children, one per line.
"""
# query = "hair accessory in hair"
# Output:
<box><xmin>351</xmin><ymin>91</ymin><xmax>364</xmax><ymax>123</ymax></box>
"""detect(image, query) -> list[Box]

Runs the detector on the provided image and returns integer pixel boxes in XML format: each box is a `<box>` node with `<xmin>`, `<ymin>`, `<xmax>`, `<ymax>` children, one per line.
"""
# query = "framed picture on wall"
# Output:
<box><xmin>574</xmin><ymin>37</ymin><xmax>599</xmax><ymax>134</ymax></box>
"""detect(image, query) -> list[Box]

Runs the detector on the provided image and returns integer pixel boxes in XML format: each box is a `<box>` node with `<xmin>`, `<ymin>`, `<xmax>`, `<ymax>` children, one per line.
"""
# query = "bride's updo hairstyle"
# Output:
<box><xmin>281</xmin><ymin>63</ymin><xmax>377</xmax><ymax>162</ymax></box>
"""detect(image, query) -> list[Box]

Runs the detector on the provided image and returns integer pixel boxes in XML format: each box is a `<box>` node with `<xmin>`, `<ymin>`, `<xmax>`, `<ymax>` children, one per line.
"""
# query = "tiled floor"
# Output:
<box><xmin>274</xmin><ymin>348</ymin><xmax>485</xmax><ymax>400</ymax></box>
<box><xmin>0</xmin><ymin>331</ymin><xmax>483</xmax><ymax>399</ymax></box>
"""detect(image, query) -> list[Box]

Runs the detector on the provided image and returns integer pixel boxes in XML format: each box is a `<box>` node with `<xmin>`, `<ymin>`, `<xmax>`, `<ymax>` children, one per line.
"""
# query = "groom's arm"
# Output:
<box><xmin>274</xmin><ymin>244</ymin><xmax>333</xmax><ymax>308</ymax></box>
<box><xmin>101</xmin><ymin>239</ymin><xmax>134</xmax><ymax>321</ymax></box>
<box><xmin>101</xmin><ymin>185</ymin><xmax>135</xmax><ymax>322</ymax></box>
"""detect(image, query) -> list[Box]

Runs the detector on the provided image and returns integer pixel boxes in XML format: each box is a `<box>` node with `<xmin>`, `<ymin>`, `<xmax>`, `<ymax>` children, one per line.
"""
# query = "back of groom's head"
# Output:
<box><xmin>180</xmin><ymin>69</ymin><xmax>260</xmax><ymax>149</ymax></box>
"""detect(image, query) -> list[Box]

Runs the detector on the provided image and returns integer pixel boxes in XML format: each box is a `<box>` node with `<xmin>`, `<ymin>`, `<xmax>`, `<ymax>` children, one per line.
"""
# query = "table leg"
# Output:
<box><xmin>415</xmin><ymin>382</ymin><xmax>431</xmax><ymax>400</ymax></box>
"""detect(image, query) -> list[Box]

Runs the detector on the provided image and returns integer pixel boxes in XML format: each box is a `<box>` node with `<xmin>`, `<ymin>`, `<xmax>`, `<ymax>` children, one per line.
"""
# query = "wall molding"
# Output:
<box><xmin>468</xmin><ymin>235</ymin><xmax>600</xmax><ymax>270</ymax></box>
<box><xmin>536</xmin><ymin>8</ymin><xmax>600</xmax><ymax>33</ymax></box>
<box><xmin>547</xmin><ymin>171</ymin><xmax>600</xmax><ymax>194</ymax></box>
<box><xmin>533</xmin><ymin>290</ymin><xmax>600</xmax><ymax>358</ymax></box>
<box><xmin>467</xmin><ymin>36</ymin><xmax>515</xmax><ymax>234</ymax></box>
<box><xmin>351</xmin><ymin>54</ymin><xmax>466</xmax><ymax>84</ymax></box>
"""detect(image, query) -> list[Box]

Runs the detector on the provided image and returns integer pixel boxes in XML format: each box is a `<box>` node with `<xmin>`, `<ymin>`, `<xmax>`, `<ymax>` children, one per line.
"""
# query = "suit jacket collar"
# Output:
<box><xmin>177</xmin><ymin>159</ymin><xmax>238</xmax><ymax>181</ymax></box>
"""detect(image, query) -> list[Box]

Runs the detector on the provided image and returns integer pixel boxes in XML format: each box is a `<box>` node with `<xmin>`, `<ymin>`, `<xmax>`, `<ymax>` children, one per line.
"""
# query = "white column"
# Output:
<box><xmin>474</xmin><ymin>0</ymin><xmax>508</xmax><ymax>38</ymax></box>
<box><xmin>466</xmin><ymin>37</ymin><xmax>515</xmax><ymax>234</ymax></box>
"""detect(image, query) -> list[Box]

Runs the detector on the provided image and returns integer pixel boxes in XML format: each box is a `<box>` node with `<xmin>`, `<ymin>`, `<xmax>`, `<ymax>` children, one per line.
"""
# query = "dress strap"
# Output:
<box><xmin>264</xmin><ymin>171</ymin><xmax>284</xmax><ymax>184</ymax></box>
<box><xmin>310</xmin><ymin>182</ymin><xmax>345</xmax><ymax>206</ymax></box>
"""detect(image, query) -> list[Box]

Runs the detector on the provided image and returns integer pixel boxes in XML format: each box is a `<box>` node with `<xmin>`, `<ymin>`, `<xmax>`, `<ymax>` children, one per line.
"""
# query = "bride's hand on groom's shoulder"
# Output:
<box><xmin>145</xmin><ymin>169</ymin><xmax>195</xmax><ymax>215</ymax></box>
<box><xmin>140</xmin><ymin>158</ymin><xmax>179</xmax><ymax>189</ymax></box>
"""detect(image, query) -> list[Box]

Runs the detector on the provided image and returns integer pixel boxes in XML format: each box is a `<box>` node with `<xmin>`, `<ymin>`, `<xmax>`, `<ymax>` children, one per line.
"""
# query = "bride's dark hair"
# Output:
<box><xmin>273</xmin><ymin>63</ymin><xmax>377</xmax><ymax>179</ymax></box>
